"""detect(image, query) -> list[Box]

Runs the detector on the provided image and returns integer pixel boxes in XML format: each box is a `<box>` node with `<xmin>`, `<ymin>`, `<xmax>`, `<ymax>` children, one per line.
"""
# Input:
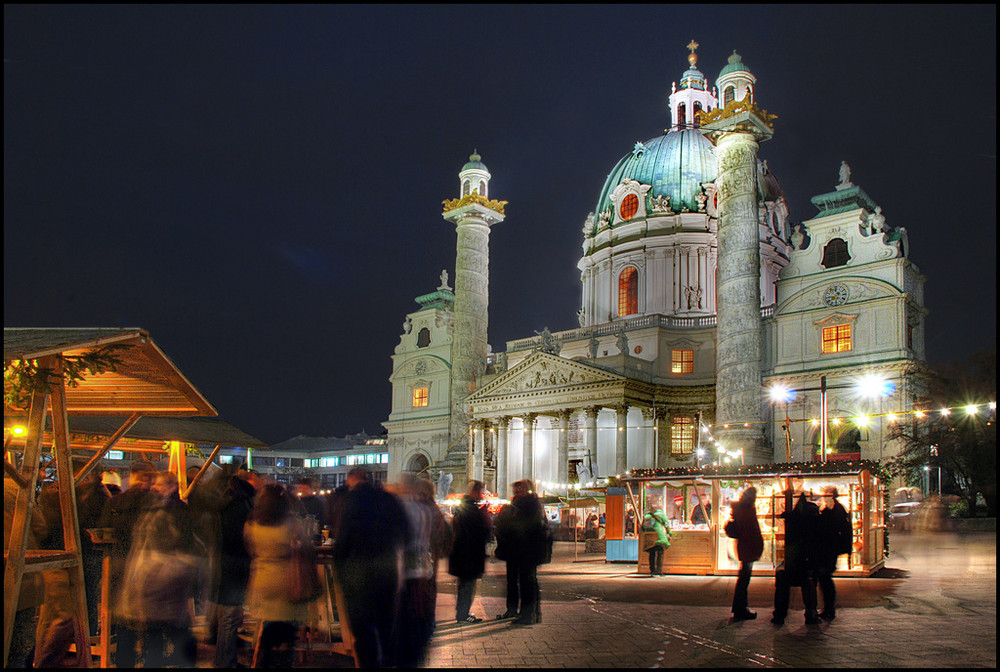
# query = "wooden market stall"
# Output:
<box><xmin>3</xmin><ymin>327</ymin><xmax>222</xmax><ymax>667</ymax></box>
<box><xmin>611</xmin><ymin>461</ymin><xmax>887</xmax><ymax>577</ymax></box>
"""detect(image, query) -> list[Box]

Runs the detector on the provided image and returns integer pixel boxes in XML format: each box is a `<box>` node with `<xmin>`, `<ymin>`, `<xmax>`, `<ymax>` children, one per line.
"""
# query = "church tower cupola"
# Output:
<box><xmin>459</xmin><ymin>150</ymin><xmax>490</xmax><ymax>198</ymax></box>
<box><xmin>717</xmin><ymin>50</ymin><xmax>757</xmax><ymax>107</ymax></box>
<box><xmin>668</xmin><ymin>41</ymin><xmax>718</xmax><ymax>130</ymax></box>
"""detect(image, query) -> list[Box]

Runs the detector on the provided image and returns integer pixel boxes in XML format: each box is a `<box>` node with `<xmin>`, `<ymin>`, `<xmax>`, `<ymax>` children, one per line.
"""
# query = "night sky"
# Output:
<box><xmin>5</xmin><ymin>5</ymin><xmax>996</xmax><ymax>446</ymax></box>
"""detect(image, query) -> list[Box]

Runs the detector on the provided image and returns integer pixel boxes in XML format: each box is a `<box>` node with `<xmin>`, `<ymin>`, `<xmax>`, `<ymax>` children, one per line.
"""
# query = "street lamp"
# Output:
<box><xmin>768</xmin><ymin>384</ymin><xmax>796</xmax><ymax>461</ymax></box>
<box><xmin>857</xmin><ymin>374</ymin><xmax>896</xmax><ymax>461</ymax></box>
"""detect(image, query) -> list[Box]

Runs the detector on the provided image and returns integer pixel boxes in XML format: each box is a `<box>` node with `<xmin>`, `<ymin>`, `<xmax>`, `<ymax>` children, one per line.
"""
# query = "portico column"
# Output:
<box><xmin>584</xmin><ymin>406</ymin><xmax>600</xmax><ymax>478</ymax></box>
<box><xmin>655</xmin><ymin>407</ymin><xmax>670</xmax><ymax>467</ymax></box>
<box><xmin>556</xmin><ymin>410</ymin><xmax>572</xmax><ymax>485</ymax></box>
<box><xmin>614</xmin><ymin>404</ymin><xmax>629</xmax><ymax>476</ymax></box>
<box><xmin>472</xmin><ymin>419</ymin><xmax>485</xmax><ymax>483</ymax></box>
<box><xmin>522</xmin><ymin>413</ymin><xmax>537</xmax><ymax>483</ymax></box>
<box><xmin>496</xmin><ymin>416</ymin><xmax>510</xmax><ymax>498</ymax></box>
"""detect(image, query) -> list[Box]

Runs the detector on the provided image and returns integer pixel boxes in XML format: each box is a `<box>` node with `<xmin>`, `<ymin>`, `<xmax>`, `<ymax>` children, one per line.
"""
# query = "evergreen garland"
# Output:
<box><xmin>4</xmin><ymin>345</ymin><xmax>126</xmax><ymax>411</ymax></box>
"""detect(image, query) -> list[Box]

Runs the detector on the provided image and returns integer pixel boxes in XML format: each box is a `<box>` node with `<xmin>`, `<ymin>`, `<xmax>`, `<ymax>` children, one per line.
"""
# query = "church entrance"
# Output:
<box><xmin>406</xmin><ymin>452</ymin><xmax>430</xmax><ymax>474</ymax></box>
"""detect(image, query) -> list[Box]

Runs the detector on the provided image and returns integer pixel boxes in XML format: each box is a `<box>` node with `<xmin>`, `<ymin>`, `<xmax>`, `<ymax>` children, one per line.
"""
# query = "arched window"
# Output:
<box><xmin>462</xmin><ymin>180</ymin><xmax>470</xmax><ymax>196</ymax></box>
<box><xmin>416</xmin><ymin>327</ymin><xmax>431</xmax><ymax>348</ymax></box>
<box><xmin>821</xmin><ymin>238</ymin><xmax>851</xmax><ymax>268</ymax></box>
<box><xmin>724</xmin><ymin>86</ymin><xmax>736</xmax><ymax>106</ymax></box>
<box><xmin>618</xmin><ymin>267</ymin><xmax>638</xmax><ymax>317</ymax></box>
<box><xmin>619</xmin><ymin>193</ymin><xmax>639</xmax><ymax>220</ymax></box>
<box><xmin>479</xmin><ymin>180</ymin><xmax>487</xmax><ymax>197</ymax></box>
<box><xmin>693</xmin><ymin>102</ymin><xmax>703</xmax><ymax>127</ymax></box>
<box><xmin>745</xmin><ymin>86</ymin><xmax>753</xmax><ymax>103</ymax></box>
<box><xmin>677</xmin><ymin>103</ymin><xmax>687</xmax><ymax>127</ymax></box>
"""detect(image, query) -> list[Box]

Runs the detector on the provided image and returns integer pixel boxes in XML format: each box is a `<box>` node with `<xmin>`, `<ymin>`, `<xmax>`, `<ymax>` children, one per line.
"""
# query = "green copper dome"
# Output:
<box><xmin>593</xmin><ymin>128</ymin><xmax>717</xmax><ymax>225</ymax></box>
<box><xmin>719</xmin><ymin>50</ymin><xmax>751</xmax><ymax>78</ymax></box>
<box><xmin>462</xmin><ymin>151</ymin><xmax>487</xmax><ymax>172</ymax></box>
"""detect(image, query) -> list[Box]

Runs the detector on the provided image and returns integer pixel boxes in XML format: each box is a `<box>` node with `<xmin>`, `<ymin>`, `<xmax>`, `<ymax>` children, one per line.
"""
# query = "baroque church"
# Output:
<box><xmin>382</xmin><ymin>44</ymin><xmax>927</xmax><ymax>497</ymax></box>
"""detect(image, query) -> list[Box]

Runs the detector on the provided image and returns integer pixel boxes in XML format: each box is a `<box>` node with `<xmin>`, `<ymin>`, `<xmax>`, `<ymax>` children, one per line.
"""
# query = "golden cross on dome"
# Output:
<box><xmin>687</xmin><ymin>40</ymin><xmax>699</xmax><ymax>66</ymax></box>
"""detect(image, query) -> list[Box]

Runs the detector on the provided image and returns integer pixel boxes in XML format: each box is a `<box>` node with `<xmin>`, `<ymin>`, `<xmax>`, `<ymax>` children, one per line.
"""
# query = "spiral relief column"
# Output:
<box><xmin>701</xmin><ymin>107</ymin><xmax>774</xmax><ymax>463</ymax></box>
<box><xmin>442</xmin><ymin>153</ymin><xmax>506</xmax><ymax>480</ymax></box>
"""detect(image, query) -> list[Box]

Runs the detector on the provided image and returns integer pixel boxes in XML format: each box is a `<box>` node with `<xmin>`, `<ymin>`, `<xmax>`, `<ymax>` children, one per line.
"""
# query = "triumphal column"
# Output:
<box><xmin>442</xmin><ymin>152</ymin><xmax>506</xmax><ymax>481</ymax></box>
<box><xmin>700</xmin><ymin>99</ymin><xmax>775</xmax><ymax>464</ymax></box>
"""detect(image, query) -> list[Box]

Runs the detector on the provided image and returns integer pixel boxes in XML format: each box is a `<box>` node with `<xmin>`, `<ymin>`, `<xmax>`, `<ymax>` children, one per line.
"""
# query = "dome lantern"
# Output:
<box><xmin>669</xmin><ymin>40</ymin><xmax>718</xmax><ymax>131</ymax></box>
<box><xmin>459</xmin><ymin>150</ymin><xmax>490</xmax><ymax>199</ymax></box>
<box><xmin>717</xmin><ymin>50</ymin><xmax>757</xmax><ymax>107</ymax></box>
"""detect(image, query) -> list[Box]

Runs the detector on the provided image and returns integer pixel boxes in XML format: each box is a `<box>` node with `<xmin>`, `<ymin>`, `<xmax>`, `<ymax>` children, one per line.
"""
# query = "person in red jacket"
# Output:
<box><xmin>726</xmin><ymin>486</ymin><xmax>764</xmax><ymax>621</ymax></box>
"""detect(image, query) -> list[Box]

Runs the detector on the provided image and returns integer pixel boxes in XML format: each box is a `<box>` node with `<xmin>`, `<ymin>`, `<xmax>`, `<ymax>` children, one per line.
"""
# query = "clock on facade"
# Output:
<box><xmin>414</xmin><ymin>360</ymin><xmax>427</xmax><ymax>375</ymax></box>
<box><xmin>823</xmin><ymin>284</ymin><xmax>849</xmax><ymax>306</ymax></box>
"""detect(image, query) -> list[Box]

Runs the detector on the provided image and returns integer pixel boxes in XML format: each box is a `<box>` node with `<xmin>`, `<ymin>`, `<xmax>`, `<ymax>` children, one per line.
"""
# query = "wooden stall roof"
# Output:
<box><xmin>4</xmin><ymin>415</ymin><xmax>269</xmax><ymax>453</ymax></box>
<box><xmin>4</xmin><ymin>327</ymin><xmax>216</xmax><ymax>416</ymax></box>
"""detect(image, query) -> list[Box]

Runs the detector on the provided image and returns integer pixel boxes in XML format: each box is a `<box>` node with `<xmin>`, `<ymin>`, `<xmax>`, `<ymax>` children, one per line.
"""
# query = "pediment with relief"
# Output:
<box><xmin>468</xmin><ymin>351</ymin><xmax>625</xmax><ymax>400</ymax></box>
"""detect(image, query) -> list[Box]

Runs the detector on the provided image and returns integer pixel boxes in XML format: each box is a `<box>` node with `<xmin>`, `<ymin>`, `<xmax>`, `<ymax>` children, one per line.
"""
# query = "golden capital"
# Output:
<box><xmin>442</xmin><ymin>192</ymin><xmax>508</xmax><ymax>215</ymax></box>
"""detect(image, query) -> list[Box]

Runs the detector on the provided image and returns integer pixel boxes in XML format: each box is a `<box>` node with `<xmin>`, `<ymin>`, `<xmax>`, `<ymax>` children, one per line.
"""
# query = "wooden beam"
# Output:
<box><xmin>3</xmin><ymin>460</ymin><xmax>27</xmax><ymax>490</ymax></box>
<box><xmin>73</xmin><ymin>413</ymin><xmax>142</xmax><ymax>486</ymax></box>
<box><xmin>4</xmin><ymin>356</ymin><xmax>53</xmax><ymax>667</ymax></box>
<box><xmin>181</xmin><ymin>444</ymin><xmax>221</xmax><ymax>501</ymax></box>
<box><xmin>49</xmin><ymin>360</ymin><xmax>93</xmax><ymax>667</ymax></box>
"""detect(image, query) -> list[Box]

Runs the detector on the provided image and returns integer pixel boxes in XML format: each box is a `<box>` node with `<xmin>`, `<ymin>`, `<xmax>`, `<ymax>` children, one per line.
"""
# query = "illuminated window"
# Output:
<box><xmin>821</xmin><ymin>238</ymin><xmax>850</xmax><ymax>268</ymax></box>
<box><xmin>366</xmin><ymin>453</ymin><xmax>376</xmax><ymax>464</ymax></box>
<box><xmin>671</xmin><ymin>416</ymin><xmax>695</xmax><ymax>455</ymax></box>
<box><xmin>479</xmin><ymin>180</ymin><xmax>486</xmax><ymax>196</ymax></box>
<box><xmin>677</xmin><ymin>103</ymin><xmax>686</xmax><ymax>126</ymax></box>
<box><xmin>671</xmin><ymin>349</ymin><xmax>694</xmax><ymax>374</ymax></box>
<box><xmin>412</xmin><ymin>386</ymin><xmax>429</xmax><ymax>407</ymax></box>
<box><xmin>106</xmin><ymin>450</ymin><xmax>124</xmax><ymax>461</ymax></box>
<box><xmin>220</xmin><ymin>455</ymin><xmax>233</xmax><ymax>464</ymax></box>
<box><xmin>617</xmin><ymin>267</ymin><xmax>638</xmax><ymax>316</ymax></box>
<box><xmin>381</xmin><ymin>453</ymin><xmax>389</xmax><ymax>464</ymax></box>
<box><xmin>745</xmin><ymin>86</ymin><xmax>753</xmax><ymax>102</ymax></box>
<box><xmin>619</xmin><ymin>193</ymin><xmax>639</xmax><ymax>220</ymax></box>
<box><xmin>463</xmin><ymin>180</ymin><xmax>470</xmax><ymax>196</ymax></box>
<box><xmin>693</xmin><ymin>102</ymin><xmax>703</xmax><ymax>127</ymax></box>
<box><xmin>822</xmin><ymin>324</ymin><xmax>852</xmax><ymax>354</ymax></box>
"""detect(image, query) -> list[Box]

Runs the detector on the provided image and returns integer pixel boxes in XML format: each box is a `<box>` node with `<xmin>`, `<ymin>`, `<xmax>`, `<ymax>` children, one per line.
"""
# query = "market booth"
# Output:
<box><xmin>607</xmin><ymin>462</ymin><xmax>887</xmax><ymax>577</ymax></box>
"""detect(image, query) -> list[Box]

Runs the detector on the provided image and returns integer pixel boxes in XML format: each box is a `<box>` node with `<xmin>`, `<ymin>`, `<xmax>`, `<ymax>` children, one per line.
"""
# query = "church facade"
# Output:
<box><xmin>383</xmin><ymin>45</ymin><xmax>928</xmax><ymax>496</ymax></box>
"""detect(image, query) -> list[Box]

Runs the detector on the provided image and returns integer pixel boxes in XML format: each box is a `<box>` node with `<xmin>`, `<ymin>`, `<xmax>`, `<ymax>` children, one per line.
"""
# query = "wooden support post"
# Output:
<box><xmin>181</xmin><ymin>444</ymin><xmax>221</xmax><ymax>500</ymax></box>
<box><xmin>3</xmin><ymin>364</ymin><xmax>51</xmax><ymax>667</ymax></box>
<box><xmin>74</xmin><ymin>413</ymin><xmax>142</xmax><ymax>486</ymax></box>
<box><xmin>4</xmin><ymin>459</ymin><xmax>28</xmax><ymax>490</ymax></box>
<box><xmin>49</xmin><ymin>361</ymin><xmax>93</xmax><ymax>667</ymax></box>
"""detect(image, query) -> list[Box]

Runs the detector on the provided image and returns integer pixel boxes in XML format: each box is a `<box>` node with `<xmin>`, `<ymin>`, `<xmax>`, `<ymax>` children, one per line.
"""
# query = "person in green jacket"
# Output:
<box><xmin>642</xmin><ymin>506</ymin><xmax>672</xmax><ymax>576</ymax></box>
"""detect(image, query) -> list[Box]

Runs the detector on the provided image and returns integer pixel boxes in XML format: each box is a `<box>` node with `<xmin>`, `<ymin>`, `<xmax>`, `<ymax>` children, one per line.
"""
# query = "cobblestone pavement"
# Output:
<box><xmin>197</xmin><ymin>530</ymin><xmax>995</xmax><ymax>668</ymax></box>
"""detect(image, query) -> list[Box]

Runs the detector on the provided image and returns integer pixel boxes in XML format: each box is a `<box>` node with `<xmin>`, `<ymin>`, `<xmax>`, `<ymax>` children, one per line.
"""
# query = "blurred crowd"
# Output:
<box><xmin>5</xmin><ymin>462</ymin><xmax>549</xmax><ymax>668</ymax></box>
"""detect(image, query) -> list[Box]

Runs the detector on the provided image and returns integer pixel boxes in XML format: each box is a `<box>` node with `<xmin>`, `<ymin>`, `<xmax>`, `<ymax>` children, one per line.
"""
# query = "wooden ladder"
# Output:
<box><xmin>4</xmin><ymin>356</ymin><xmax>93</xmax><ymax>667</ymax></box>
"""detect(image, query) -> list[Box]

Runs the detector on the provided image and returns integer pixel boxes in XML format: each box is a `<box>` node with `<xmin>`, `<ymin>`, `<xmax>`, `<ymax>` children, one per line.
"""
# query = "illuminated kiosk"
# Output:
<box><xmin>606</xmin><ymin>461</ymin><xmax>886</xmax><ymax>577</ymax></box>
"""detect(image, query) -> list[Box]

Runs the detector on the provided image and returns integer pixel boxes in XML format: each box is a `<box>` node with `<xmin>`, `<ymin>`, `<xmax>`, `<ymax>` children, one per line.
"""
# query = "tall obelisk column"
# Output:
<box><xmin>701</xmin><ymin>106</ymin><xmax>774</xmax><ymax>463</ymax></box>
<box><xmin>442</xmin><ymin>152</ymin><xmax>506</xmax><ymax>481</ymax></box>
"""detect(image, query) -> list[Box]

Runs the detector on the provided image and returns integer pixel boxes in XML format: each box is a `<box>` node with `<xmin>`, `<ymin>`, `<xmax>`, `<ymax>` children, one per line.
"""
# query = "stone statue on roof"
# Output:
<box><xmin>836</xmin><ymin>161</ymin><xmax>854</xmax><ymax>190</ymax></box>
<box><xmin>616</xmin><ymin>328</ymin><xmax>629</xmax><ymax>356</ymax></box>
<box><xmin>438</xmin><ymin>269</ymin><xmax>452</xmax><ymax>291</ymax></box>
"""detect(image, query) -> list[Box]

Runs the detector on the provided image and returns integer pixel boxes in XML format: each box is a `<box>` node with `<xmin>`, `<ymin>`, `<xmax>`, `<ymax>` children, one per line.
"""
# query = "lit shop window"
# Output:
<box><xmin>320</xmin><ymin>456</ymin><xmax>340</xmax><ymax>468</ymax></box>
<box><xmin>618</xmin><ymin>267</ymin><xmax>638</xmax><ymax>317</ymax></box>
<box><xmin>106</xmin><ymin>450</ymin><xmax>124</xmax><ymax>461</ymax></box>
<box><xmin>412</xmin><ymin>387</ymin><xmax>429</xmax><ymax>407</ymax></box>
<box><xmin>822</xmin><ymin>324</ymin><xmax>852</xmax><ymax>354</ymax></box>
<box><xmin>671</xmin><ymin>349</ymin><xmax>694</xmax><ymax>374</ymax></box>
<box><xmin>219</xmin><ymin>455</ymin><xmax>233</xmax><ymax>464</ymax></box>
<box><xmin>671</xmin><ymin>417</ymin><xmax>695</xmax><ymax>455</ymax></box>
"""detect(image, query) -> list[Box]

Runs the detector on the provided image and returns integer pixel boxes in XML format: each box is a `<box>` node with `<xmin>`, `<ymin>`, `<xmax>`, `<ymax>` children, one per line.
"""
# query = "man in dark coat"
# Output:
<box><xmin>332</xmin><ymin>467</ymin><xmax>410</xmax><ymax>668</ymax></box>
<box><xmin>447</xmin><ymin>480</ymin><xmax>491</xmax><ymax>623</ymax></box>
<box><xmin>100</xmin><ymin>461</ymin><xmax>156</xmax><ymax>668</ymax></box>
<box><xmin>727</xmin><ymin>486</ymin><xmax>763</xmax><ymax>621</ymax></box>
<box><xmin>493</xmin><ymin>479</ymin><xmax>548</xmax><ymax>626</ymax></box>
<box><xmin>771</xmin><ymin>491</ymin><xmax>821</xmax><ymax>625</ymax></box>
<box><xmin>817</xmin><ymin>485</ymin><xmax>852</xmax><ymax>621</ymax></box>
<box><xmin>210</xmin><ymin>468</ymin><xmax>257</xmax><ymax>667</ymax></box>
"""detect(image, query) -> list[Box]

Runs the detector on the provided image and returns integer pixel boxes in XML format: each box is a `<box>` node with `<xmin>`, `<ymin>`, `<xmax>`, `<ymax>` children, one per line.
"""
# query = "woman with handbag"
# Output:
<box><xmin>245</xmin><ymin>483</ymin><xmax>313</xmax><ymax>668</ymax></box>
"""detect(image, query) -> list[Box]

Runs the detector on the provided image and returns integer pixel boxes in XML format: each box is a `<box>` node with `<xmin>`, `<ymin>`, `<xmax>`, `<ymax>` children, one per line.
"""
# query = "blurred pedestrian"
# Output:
<box><xmin>691</xmin><ymin>493</ymin><xmax>712</xmax><ymax>526</ymax></box>
<box><xmin>101</xmin><ymin>460</ymin><xmax>157</xmax><ymax>667</ymax></box>
<box><xmin>117</xmin><ymin>470</ymin><xmax>199</xmax><ymax>667</ymax></box>
<box><xmin>31</xmin><ymin>461</ymin><xmax>109</xmax><ymax>667</ymax></box>
<box><xmin>817</xmin><ymin>485</ymin><xmax>852</xmax><ymax>621</ymax></box>
<box><xmin>332</xmin><ymin>467</ymin><xmax>410</xmax><ymax>668</ymax></box>
<box><xmin>209</xmin><ymin>465</ymin><xmax>258</xmax><ymax>667</ymax></box>
<box><xmin>101</xmin><ymin>470</ymin><xmax>122</xmax><ymax>497</ymax></box>
<box><xmin>4</xmin><ymin>477</ymin><xmax>46</xmax><ymax>668</ymax></box>
<box><xmin>493</xmin><ymin>479</ymin><xmax>548</xmax><ymax>626</ymax></box>
<box><xmin>771</xmin><ymin>491</ymin><xmax>821</xmax><ymax>626</ymax></box>
<box><xmin>447</xmin><ymin>480</ymin><xmax>492</xmax><ymax>624</ymax></box>
<box><xmin>726</xmin><ymin>486</ymin><xmax>763</xmax><ymax>621</ymax></box>
<box><xmin>245</xmin><ymin>482</ymin><xmax>309</xmax><ymax>668</ymax></box>
<box><xmin>396</xmin><ymin>473</ymin><xmax>451</xmax><ymax>666</ymax></box>
<box><xmin>293</xmin><ymin>477</ymin><xmax>327</xmax><ymax>543</ymax></box>
<box><xmin>641</xmin><ymin>505</ymin><xmax>671</xmax><ymax>576</ymax></box>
